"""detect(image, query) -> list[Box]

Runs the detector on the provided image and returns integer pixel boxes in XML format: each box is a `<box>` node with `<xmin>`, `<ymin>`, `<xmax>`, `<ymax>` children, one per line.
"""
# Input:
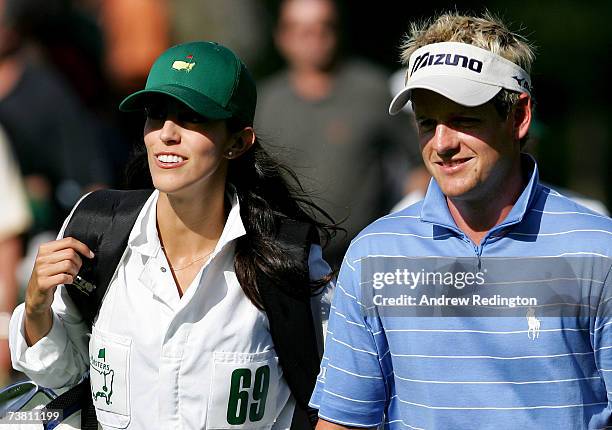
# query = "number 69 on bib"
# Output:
<box><xmin>208</xmin><ymin>352</ymin><xmax>281</xmax><ymax>429</ymax></box>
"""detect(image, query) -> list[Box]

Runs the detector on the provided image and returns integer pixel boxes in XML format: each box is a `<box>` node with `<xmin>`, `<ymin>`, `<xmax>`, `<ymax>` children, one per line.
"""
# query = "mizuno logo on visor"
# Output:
<box><xmin>388</xmin><ymin>41</ymin><xmax>533</xmax><ymax>114</ymax></box>
<box><xmin>410</xmin><ymin>52</ymin><xmax>483</xmax><ymax>76</ymax></box>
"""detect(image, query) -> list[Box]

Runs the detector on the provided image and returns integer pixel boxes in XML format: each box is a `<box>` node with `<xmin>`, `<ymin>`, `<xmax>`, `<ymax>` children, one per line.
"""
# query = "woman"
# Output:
<box><xmin>9</xmin><ymin>42</ymin><xmax>335</xmax><ymax>429</ymax></box>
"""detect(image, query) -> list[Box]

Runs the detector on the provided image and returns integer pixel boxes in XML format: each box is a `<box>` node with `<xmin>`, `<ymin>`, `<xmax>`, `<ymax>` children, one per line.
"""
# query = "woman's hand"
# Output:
<box><xmin>24</xmin><ymin>237</ymin><xmax>94</xmax><ymax>345</ymax></box>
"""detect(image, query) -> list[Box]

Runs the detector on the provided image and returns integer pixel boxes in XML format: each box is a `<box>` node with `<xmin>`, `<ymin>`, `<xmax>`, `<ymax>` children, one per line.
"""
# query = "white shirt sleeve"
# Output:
<box><xmin>308</xmin><ymin>244</ymin><xmax>334</xmax><ymax>354</ymax></box>
<box><xmin>9</xmin><ymin>194</ymin><xmax>93</xmax><ymax>389</ymax></box>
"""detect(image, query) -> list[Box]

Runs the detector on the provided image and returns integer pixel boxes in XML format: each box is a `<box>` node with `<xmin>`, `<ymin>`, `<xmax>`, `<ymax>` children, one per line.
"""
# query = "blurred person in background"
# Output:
<box><xmin>168</xmin><ymin>0</ymin><xmax>266</xmax><ymax>70</ymax></box>
<box><xmin>0</xmin><ymin>0</ymin><xmax>112</xmax><ymax>237</ymax></box>
<box><xmin>99</xmin><ymin>0</ymin><xmax>169</xmax><ymax>95</ymax></box>
<box><xmin>256</xmin><ymin>0</ymin><xmax>420</xmax><ymax>267</ymax></box>
<box><xmin>388</xmin><ymin>67</ymin><xmax>432</xmax><ymax>213</ymax></box>
<box><xmin>0</xmin><ymin>126</ymin><xmax>31</xmax><ymax>385</ymax></box>
<box><xmin>11</xmin><ymin>0</ymin><xmax>108</xmax><ymax>114</ymax></box>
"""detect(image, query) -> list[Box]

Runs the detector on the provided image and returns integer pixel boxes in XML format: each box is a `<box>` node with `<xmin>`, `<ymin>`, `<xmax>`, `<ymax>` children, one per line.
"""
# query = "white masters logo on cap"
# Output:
<box><xmin>389</xmin><ymin>41</ymin><xmax>532</xmax><ymax>114</ymax></box>
<box><xmin>172</xmin><ymin>54</ymin><xmax>196</xmax><ymax>72</ymax></box>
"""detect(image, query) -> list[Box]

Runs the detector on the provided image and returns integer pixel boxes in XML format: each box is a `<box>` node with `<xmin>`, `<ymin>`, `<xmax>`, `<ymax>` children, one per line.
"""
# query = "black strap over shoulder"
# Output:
<box><xmin>258</xmin><ymin>219</ymin><xmax>322</xmax><ymax>428</ymax></box>
<box><xmin>63</xmin><ymin>189</ymin><xmax>153</xmax><ymax>328</ymax></box>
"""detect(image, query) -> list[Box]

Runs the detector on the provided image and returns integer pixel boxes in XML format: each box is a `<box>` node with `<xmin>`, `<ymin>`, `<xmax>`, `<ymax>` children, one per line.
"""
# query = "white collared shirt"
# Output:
<box><xmin>9</xmin><ymin>190</ymin><xmax>332</xmax><ymax>429</ymax></box>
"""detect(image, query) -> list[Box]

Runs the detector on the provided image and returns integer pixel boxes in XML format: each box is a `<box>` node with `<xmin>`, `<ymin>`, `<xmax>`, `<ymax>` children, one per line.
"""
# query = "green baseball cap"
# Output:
<box><xmin>119</xmin><ymin>41</ymin><xmax>257</xmax><ymax>124</ymax></box>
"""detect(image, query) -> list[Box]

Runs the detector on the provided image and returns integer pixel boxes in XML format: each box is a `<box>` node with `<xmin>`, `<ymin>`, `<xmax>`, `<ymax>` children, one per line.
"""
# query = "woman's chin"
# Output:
<box><xmin>152</xmin><ymin>179</ymin><xmax>189</xmax><ymax>195</ymax></box>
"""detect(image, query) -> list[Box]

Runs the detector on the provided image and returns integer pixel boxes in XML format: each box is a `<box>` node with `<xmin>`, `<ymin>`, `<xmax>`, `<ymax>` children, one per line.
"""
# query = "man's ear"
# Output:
<box><xmin>224</xmin><ymin>127</ymin><xmax>255</xmax><ymax>159</ymax></box>
<box><xmin>513</xmin><ymin>93</ymin><xmax>532</xmax><ymax>141</ymax></box>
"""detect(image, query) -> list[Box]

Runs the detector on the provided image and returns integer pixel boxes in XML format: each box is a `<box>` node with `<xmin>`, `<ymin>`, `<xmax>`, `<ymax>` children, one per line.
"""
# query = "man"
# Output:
<box><xmin>256</xmin><ymin>0</ymin><xmax>420</xmax><ymax>267</ymax></box>
<box><xmin>311</xmin><ymin>12</ymin><xmax>612</xmax><ymax>429</ymax></box>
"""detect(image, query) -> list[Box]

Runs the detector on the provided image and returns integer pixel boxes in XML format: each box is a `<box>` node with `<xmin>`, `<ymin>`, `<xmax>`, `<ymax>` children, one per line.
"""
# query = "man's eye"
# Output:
<box><xmin>145</xmin><ymin>106</ymin><xmax>166</xmax><ymax>120</ymax></box>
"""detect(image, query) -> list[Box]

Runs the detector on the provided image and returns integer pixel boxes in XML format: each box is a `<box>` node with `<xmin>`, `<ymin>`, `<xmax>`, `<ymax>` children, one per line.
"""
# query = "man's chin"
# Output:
<box><xmin>435</xmin><ymin>179</ymin><xmax>475</xmax><ymax>200</ymax></box>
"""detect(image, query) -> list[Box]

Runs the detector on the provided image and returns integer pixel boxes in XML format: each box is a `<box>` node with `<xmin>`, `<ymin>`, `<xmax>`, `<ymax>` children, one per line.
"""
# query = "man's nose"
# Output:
<box><xmin>432</xmin><ymin>124</ymin><xmax>459</xmax><ymax>156</ymax></box>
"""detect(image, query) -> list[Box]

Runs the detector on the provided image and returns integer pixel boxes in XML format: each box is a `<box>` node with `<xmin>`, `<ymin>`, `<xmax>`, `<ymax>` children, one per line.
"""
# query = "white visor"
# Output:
<box><xmin>389</xmin><ymin>42</ymin><xmax>532</xmax><ymax>114</ymax></box>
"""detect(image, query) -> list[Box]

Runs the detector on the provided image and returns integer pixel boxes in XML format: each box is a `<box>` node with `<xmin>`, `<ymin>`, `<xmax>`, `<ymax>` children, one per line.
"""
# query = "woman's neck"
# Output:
<box><xmin>156</xmin><ymin>184</ymin><xmax>227</xmax><ymax>258</ymax></box>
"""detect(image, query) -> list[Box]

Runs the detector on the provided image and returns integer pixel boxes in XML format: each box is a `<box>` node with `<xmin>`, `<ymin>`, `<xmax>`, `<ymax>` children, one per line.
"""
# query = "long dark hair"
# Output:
<box><xmin>227</xmin><ymin>118</ymin><xmax>338</xmax><ymax>309</ymax></box>
<box><xmin>124</xmin><ymin>117</ymin><xmax>339</xmax><ymax>309</ymax></box>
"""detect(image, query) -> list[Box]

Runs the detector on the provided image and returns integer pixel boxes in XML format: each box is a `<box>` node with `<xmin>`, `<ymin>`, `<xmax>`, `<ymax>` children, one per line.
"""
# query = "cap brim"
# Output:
<box><xmin>119</xmin><ymin>84</ymin><xmax>232</xmax><ymax>120</ymax></box>
<box><xmin>389</xmin><ymin>75</ymin><xmax>502</xmax><ymax>114</ymax></box>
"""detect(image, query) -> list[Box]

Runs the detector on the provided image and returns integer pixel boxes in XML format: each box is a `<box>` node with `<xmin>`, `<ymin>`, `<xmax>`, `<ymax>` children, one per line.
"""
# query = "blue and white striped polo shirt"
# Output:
<box><xmin>310</xmin><ymin>157</ymin><xmax>612</xmax><ymax>429</ymax></box>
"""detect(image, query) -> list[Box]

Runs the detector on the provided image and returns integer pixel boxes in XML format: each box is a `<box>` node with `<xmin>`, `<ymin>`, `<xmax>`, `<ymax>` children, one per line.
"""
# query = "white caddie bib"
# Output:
<box><xmin>207</xmin><ymin>350</ymin><xmax>281</xmax><ymax>429</ymax></box>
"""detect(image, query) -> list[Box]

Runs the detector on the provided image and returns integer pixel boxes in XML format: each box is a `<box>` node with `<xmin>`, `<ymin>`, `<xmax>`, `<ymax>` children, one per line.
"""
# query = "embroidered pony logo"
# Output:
<box><xmin>526</xmin><ymin>307</ymin><xmax>540</xmax><ymax>340</ymax></box>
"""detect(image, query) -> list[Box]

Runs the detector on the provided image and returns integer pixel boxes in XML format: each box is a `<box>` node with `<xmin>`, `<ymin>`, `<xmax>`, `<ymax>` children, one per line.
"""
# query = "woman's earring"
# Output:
<box><xmin>227</xmin><ymin>151</ymin><xmax>233</xmax><ymax>157</ymax></box>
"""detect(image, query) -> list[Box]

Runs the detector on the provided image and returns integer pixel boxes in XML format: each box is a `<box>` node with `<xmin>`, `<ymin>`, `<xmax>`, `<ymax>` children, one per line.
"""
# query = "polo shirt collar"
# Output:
<box><xmin>420</xmin><ymin>153</ymin><xmax>540</xmax><ymax>233</ymax></box>
<box><xmin>419</xmin><ymin>178</ymin><xmax>457</xmax><ymax>232</ymax></box>
<box><xmin>128</xmin><ymin>187</ymin><xmax>247</xmax><ymax>258</ymax></box>
<box><xmin>493</xmin><ymin>154</ymin><xmax>539</xmax><ymax>230</ymax></box>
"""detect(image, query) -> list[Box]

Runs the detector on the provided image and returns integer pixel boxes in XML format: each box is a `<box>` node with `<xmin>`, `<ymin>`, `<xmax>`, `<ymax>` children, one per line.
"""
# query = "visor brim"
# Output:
<box><xmin>389</xmin><ymin>75</ymin><xmax>502</xmax><ymax>114</ymax></box>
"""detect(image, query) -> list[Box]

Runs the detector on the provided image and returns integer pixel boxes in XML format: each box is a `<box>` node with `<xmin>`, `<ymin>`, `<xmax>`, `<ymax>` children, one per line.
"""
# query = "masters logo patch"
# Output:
<box><xmin>91</xmin><ymin>347</ymin><xmax>115</xmax><ymax>405</ymax></box>
<box><xmin>172</xmin><ymin>55</ymin><xmax>196</xmax><ymax>72</ymax></box>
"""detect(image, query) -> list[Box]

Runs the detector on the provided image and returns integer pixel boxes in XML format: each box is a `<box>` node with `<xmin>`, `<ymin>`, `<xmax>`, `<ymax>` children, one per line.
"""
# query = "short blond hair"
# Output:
<box><xmin>400</xmin><ymin>11</ymin><xmax>535</xmax><ymax>73</ymax></box>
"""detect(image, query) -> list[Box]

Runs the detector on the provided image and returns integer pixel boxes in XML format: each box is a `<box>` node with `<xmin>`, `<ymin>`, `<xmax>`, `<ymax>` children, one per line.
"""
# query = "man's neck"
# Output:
<box><xmin>447</xmin><ymin>168</ymin><xmax>526</xmax><ymax>246</ymax></box>
<box><xmin>289</xmin><ymin>68</ymin><xmax>334</xmax><ymax>101</ymax></box>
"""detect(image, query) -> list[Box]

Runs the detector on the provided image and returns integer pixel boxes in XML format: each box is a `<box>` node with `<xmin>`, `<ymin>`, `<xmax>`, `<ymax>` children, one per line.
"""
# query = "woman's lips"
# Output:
<box><xmin>154</xmin><ymin>153</ymin><xmax>188</xmax><ymax>169</ymax></box>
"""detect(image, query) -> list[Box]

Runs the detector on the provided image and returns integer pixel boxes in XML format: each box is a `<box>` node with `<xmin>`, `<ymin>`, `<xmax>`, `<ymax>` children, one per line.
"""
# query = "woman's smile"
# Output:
<box><xmin>154</xmin><ymin>152</ymin><xmax>188</xmax><ymax>169</ymax></box>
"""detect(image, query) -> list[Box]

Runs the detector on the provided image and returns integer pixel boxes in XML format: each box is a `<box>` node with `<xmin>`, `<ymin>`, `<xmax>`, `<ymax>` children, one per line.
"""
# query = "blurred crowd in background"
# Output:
<box><xmin>0</xmin><ymin>0</ymin><xmax>610</xmax><ymax>384</ymax></box>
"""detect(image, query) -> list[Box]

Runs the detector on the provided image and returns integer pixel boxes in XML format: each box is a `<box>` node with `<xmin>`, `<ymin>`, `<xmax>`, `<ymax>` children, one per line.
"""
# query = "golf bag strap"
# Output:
<box><xmin>63</xmin><ymin>189</ymin><xmax>153</xmax><ymax>329</ymax></box>
<box><xmin>258</xmin><ymin>219</ymin><xmax>321</xmax><ymax>428</ymax></box>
